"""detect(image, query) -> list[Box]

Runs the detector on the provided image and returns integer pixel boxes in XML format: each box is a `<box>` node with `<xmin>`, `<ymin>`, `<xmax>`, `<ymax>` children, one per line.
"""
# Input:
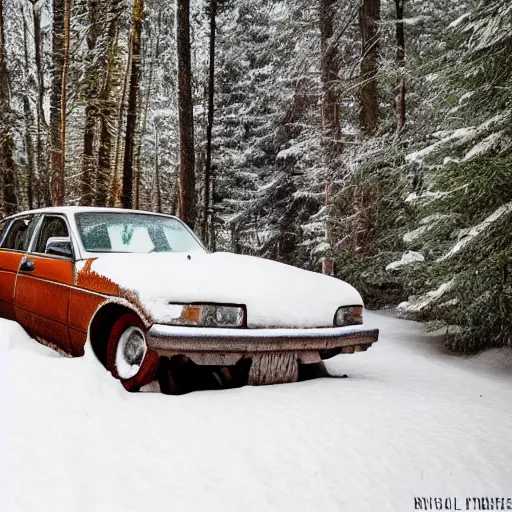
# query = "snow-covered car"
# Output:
<box><xmin>0</xmin><ymin>207</ymin><xmax>378</xmax><ymax>392</ymax></box>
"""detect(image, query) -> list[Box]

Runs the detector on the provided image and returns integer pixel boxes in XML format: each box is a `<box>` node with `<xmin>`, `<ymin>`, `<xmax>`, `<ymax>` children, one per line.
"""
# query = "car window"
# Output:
<box><xmin>75</xmin><ymin>212</ymin><xmax>205</xmax><ymax>254</ymax></box>
<box><xmin>0</xmin><ymin>216</ymin><xmax>35</xmax><ymax>251</ymax></box>
<box><xmin>34</xmin><ymin>216</ymin><xmax>70</xmax><ymax>254</ymax></box>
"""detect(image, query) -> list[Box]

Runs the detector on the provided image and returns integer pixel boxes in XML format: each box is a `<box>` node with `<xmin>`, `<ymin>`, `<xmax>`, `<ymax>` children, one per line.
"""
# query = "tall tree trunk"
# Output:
<box><xmin>59</xmin><ymin>0</ymin><xmax>71</xmax><ymax>202</ymax></box>
<box><xmin>133</xmin><ymin>63</ymin><xmax>149</xmax><ymax>209</ymax></box>
<box><xmin>176</xmin><ymin>0</ymin><xmax>196</xmax><ymax>228</ymax></box>
<box><xmin>395</xmin><ymin>0</ymin><xmax>406</xmax><ymax>132</ymax></box>
<box><xmin>202</xmin><ymin>0</ymin><xmax>216</xmax><ymax>244</ymax></box>
<box><xmin>134</xmin><ymin>14</ymin><xmax>160</xmax><ymax>209</ymax></box>
<box><xmin>96</xmin><ymin>10</ymin><xmax>120</xmax><ymax>207</ymax></box>
<box><xmin>80</xmin><ymin>0</ymin><xmax>101</xmax><ymax>206</ymax></box>
<box><xmin>121</xmin><ymin>0</ymin><xmax>143</xmax><ymax>209</ymax></box>
<box><xmin>23</xmin><ymin>11</ymin><xmax>35</xmax><ymax>208</ymax></box>
<box><xmin>209</xmin><ymin>167</ymin><xmax>216</xmax><ymax>251</ymax></box>
<box><xmin>81</xmin><ymin>106</ymin><xmax>96</xmax><ymax>205</ymax></box>
<box><xmin>171</xmin><ymin>175</ymin><xmax>179</xmax><ymax>216</ymax></box>
<box><xmin>154</xmin><ymin>124</ymin><xmax>161</xmax><ymax>213</ymax></box>
<box><xmin>0</xmin><ymin>0</ymin><xmax>16</xmax><ymax>215</ymax></box>
<box><xmin>320</xmin><ymin>0</ymin><xmax>340</xmax><ymax>152</ymax></box>
<box><xmin>95</xmin><ymin>69</ymin><xmax>114</xmax><ymax>207</ymax></box>
<box><xmin>50</xmin><ymin>0</ymin><xmax>64</xmax><ymax>205</ymax></box>
<box><xmin>359</xmin><ymin>0</ymin><xmax>381</xmax><ymax>135</ymax></box>
<box><xmin>319</xmin><ymin>0</ymin><xmax>340</xmax><ymax>274</ymax></box>
<box><xmin>29</xmin><ymin>0</ymin><xmax>48</xmax><ymax>206</ymax></box>
<box><xmin>110</xmin><ymin>32</ymin><xmax>132</xmax><ymax>207</ymax></box>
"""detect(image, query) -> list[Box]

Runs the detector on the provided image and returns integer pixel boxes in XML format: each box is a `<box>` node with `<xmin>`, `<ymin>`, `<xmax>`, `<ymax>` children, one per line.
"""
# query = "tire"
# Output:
<box><xmin>106</xmin><ymin>312</ymin><xmax>160</xmax><ymax>392</ymax></box>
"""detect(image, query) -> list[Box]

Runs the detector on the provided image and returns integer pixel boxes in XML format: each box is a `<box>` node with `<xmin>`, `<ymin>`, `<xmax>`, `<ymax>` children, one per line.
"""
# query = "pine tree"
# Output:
<box><xmin>28</xmin><ymin>0</ymin><xmax>48</xmax><ymax>206</ymax></box>
<box><xmin>176</xmin><ymin>0</ymin><xmax>196</xmax><ymax>228</ymax></box>
<box><xmin>96</xmin><ymin>0</ymin><xmax>123</xmax><ymax>207</ymax></box>
<box><xmin>80</xmin><ymin>0</ymin><xmax>102</xmax><ymax>206</ymax></box>
<box><xmin>394</xmin><ymin>0</ymin><xmax>405</xmax><ymax>132</ymax></box>
<box><xmin>320</xmin><ymin>0</ymin><xmax>340</xmax><ymax>150</ymax></box>
<box><xmin>359</xmin><ymin>0</ymin><xmax>380</xmax><ymax>135</ymax></box>
<box><xmin>22</xmin><ymin>11</ymin><xmax>35</xmax><ymax>208</ymax></box>
<box><xmin>202</xmin><ymin>0</ymin><xmax>217</xmax><ymax>245</ymax></box>
<box><xmin>0</xmin><ymin>0</ymin><xmax>16</xmax><ymax>215</ymax></box>
<box><xmin>50</xmin><ymin>0</ymin><xmax>65</xmax><ymax>205</ymax></box>
<box><xmin>121</xmin><ymin>0</ymin><xmax>144</xmax><ymax>209</ymax></box>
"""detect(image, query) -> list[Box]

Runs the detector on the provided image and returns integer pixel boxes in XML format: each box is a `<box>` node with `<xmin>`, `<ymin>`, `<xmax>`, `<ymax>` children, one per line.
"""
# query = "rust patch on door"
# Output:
<box><xmin>76</xmin><ymin>260</ymin><xmax>122</xmax><ymax>296</ymax></box>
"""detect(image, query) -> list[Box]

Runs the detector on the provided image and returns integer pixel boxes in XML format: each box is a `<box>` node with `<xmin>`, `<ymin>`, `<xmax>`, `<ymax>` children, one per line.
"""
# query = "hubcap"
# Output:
<box><xmin>115</xmin><ymin>326</ymin><xmax>147</xmax><ymax>379</ymax></box>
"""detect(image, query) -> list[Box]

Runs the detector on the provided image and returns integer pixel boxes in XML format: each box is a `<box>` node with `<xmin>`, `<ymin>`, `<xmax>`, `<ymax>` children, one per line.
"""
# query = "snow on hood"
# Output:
<box><xmin>89</xmin><ymin>252</ymin><xmax>363</xmax><ymax>328</ymax></box>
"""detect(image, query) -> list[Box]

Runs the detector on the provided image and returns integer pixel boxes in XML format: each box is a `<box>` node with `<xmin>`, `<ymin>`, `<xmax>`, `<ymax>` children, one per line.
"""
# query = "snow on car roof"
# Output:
<box><xmin>3</xmin><ymin>206</ymin><xmax>178</xmax><ymax>221</ymax></box>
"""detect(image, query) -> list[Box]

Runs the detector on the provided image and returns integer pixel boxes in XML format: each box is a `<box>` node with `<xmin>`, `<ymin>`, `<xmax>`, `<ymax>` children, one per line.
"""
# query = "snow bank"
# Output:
<box><xmin>3</xmin><ymin>312</ymin><xmax>512</xmax><ymax>512</ymax></box>
<box><xmin>90</xmin><ymin>252</ymin><xmax>363</xmax><ymax>328</ymax></box>
<box><xmin>0</xmin><ymin>319</ymin><xmax>57</xmax><ymax>357</ymax></box>
<box><xmin>386</xmin><ymin>251</ymin><xmax>425</xmax><ymax>271</ymax></box>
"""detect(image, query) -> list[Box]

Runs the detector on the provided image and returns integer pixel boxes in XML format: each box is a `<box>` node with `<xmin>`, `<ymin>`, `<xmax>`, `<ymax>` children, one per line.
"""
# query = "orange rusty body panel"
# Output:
<box><xmin>3</xmin><ymin>251</ymin><xmax>146</xmax><ymax>357</ymax></box>
<box><xmin>75</xmin><ymin>260</ymin><xmax>121</xmax><ymax>296</ymax></box>
<box><xmin>0</xmin><ymin>251</ymin><xmax>24</xmax><ymax>320</ymax></box>
<box><xmin>65</xmin><ymin>260</ymin><xmax>121</xmax><ymax>355</ymax></box>
<box><xmin>15</xmin><ymin>275</ymin><xmax>70</xmax><ymax>325</ymax></box>
<box><xmin>15</xmin><ymin>256</ymin><xmax>73</xmax><ymax>325</ymax></box>
<box><xmin>14</xmin><ymin>255</ymin><xmax>74</xmax><ymax>353</ymax></box>
<box><xmin>27</xmin><ymin>256</ymin><xmax>74</xmax><ymax>284</ymax></box>
<box><xmin>16</xmin><ymin>308</ymin><xmax>72</xmax><ymax>354</ymax></box>
<box><xmin>74</xmin><ymin>259</ymin><xmax>152</xmax><ymax>324</ymax></box>
<box><xmin>69</xmin><ymin>288</ymin><xmax>106</xmax><ymax>333</ymax></box>
<box><xmin>69</xmin><ymin>328</ymin><xmax>88</xmax><ymax>356</ymax></box>
<box><xmin>0</xmin><ymin>251</ymin><xmax>25</xmax><ymax>273</ymax></box>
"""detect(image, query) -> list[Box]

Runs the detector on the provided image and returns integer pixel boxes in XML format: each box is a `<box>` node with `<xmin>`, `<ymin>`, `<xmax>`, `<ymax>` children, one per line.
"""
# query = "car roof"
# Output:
<box><xmin>3</xmin><ymin>206</ymin><xmax>178</xmax><ymax>221</ymax></box>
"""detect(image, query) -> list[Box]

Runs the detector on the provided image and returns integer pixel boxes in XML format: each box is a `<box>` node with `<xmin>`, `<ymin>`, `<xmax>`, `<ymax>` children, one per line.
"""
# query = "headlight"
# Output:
<box><xmin>334</xmin><ymin>306</ymin><xmax>363</xmax><ymax>327</ymax></box>
<box><xmin>168</xmin><ymin>304</ymin><xmax>245</xmax><ymax>328</ymax></box>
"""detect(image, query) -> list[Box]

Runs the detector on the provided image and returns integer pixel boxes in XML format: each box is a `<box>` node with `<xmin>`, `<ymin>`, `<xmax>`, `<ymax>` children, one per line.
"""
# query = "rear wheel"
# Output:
<box><xmin>106</xmin><ymin>312</ymin><xmax>160</xmax><ymax>391</ymax></box>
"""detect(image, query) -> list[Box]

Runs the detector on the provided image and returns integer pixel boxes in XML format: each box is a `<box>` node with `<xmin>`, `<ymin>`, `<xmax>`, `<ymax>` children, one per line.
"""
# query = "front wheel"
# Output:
<box><xmin>106</xmin><ymin>312</ymin><xmax>159</xmax><ymax>391</ymax></box>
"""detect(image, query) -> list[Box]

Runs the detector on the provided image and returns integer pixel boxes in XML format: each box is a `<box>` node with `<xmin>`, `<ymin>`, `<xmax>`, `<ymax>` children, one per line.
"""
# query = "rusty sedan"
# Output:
<box><xmin>0</xmin><ymin>207</ymin><xmax>379</xmax><ymax>392</ymax></box>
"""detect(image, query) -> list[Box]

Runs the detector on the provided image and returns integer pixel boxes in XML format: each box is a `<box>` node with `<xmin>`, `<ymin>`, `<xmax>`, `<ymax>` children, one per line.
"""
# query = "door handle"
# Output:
<box><xmin>19</xmin><ymin>259</ymin><xmax>35</xmax><ymax>272</ymax></box>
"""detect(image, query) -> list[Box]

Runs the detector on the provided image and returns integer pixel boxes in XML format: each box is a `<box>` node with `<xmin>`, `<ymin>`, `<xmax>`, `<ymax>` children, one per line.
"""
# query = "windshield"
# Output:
<box><xmin>75</xmin><ymin>212</ymin><xmax>205</xmax><ymax>254</ymax></box>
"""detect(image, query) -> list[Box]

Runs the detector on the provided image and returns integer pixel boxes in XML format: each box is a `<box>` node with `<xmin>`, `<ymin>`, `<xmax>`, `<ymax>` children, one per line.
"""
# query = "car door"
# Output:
<box><xmin>14</xmin><ymin>214</ymin><xmax>74</xmax><ymax>354</ymax></box>
<box><xmin>0</xmin><ymin>215</ymin><xmax>37</xmax><ymax>321</ymax></box>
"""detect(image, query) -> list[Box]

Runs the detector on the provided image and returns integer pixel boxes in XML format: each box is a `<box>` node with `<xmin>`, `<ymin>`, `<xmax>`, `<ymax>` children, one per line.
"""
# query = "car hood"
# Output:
<box><xmin>87</xmin><ymin>251</ymin><xmax>363</xmax><ymax>328</ymax></box>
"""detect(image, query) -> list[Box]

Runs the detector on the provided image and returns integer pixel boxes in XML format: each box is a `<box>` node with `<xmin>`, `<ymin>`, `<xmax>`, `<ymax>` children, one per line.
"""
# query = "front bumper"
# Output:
<box><xmin>146</xmin><ymin>324</ymin><xmax>379</xmax><ymax>365</ymax></box>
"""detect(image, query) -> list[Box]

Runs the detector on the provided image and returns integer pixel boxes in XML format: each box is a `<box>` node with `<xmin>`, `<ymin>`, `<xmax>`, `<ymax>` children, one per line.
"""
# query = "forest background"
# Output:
<box><xmin>0</xmin><ymin>0</ymin><xmax>511</xmax><ymax>353</ymax></box>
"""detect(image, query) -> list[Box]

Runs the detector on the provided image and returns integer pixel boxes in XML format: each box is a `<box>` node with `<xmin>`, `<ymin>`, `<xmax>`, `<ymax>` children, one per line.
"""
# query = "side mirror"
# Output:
<box><xmin>45</xmin><ymin>236</ymin><xmax>73</xmax><ymax>259</ymax></box>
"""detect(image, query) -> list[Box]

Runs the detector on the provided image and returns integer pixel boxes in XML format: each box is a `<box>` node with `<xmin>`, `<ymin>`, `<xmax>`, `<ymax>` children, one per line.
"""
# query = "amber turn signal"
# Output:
<box><xmin>181</xmin><ymin>305</ymin><xmax>202</xmax><ymax>324</ymax></box>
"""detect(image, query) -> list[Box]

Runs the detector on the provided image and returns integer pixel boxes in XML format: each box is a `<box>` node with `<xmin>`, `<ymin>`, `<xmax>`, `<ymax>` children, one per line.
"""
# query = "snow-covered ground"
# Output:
<box><xmin>2</xmin><ymin>311</ymin><xmax>512</xmax><ymax>512</ymax></box>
